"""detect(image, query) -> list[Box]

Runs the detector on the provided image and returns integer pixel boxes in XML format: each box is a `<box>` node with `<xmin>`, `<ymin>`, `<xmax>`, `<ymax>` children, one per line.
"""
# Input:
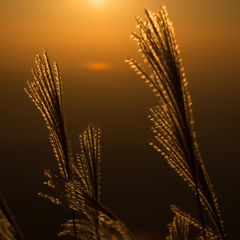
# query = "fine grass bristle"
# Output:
<box><xmin>26</xmin><ymin>52</ymin><xmax>136</xmax><ymax>240</ymax></box>
<box><xmin>20</xmin><ymin>5</ymin><xmax>226</xmax><ymax>240</ymax></box>
<box><xmin>127</xmin><ymin>6</ymin><xmax>225</xmax><ymax>239</ymax></box>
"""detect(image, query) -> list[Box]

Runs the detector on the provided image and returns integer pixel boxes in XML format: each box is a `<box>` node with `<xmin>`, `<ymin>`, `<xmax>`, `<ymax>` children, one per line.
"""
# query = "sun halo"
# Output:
<box><xmin>93</xmin><ymin>0</ymin><xmax>104</xmax><ymax>5</ymax></box>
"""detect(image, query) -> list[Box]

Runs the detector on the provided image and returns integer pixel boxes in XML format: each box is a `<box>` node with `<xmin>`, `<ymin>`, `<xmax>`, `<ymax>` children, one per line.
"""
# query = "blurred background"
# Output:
<box><xmin>0</xmin><ymin>0</ymin><xmax>240</xmax><ymax>239</ymax></box>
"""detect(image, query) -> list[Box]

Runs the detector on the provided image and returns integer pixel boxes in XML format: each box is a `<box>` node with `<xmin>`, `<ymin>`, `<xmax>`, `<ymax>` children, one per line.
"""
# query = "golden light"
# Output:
<box><xmin>82</xmin><ymin>62</ymin><xmax>111</xmax><ymax>70</ymax></box>
<box><xmin>93</xmin><ymin>0</ymin><xmax>104</xmax><ymax>5</ymax></box>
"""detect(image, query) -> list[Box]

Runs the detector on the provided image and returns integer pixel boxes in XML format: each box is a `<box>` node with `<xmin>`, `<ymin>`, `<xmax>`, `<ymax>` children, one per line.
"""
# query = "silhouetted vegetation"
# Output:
<box><xmin>0</xmin><ymin>6</ymin><xmax>225</xmax><ymax>240</ymax></box>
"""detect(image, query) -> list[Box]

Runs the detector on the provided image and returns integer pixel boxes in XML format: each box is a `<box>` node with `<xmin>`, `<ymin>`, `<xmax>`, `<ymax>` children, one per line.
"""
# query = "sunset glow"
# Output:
<box><xmin>0</xmin><ymin>0</ymin><xmax>240</xmax><ymax>239</ymax></box>
<box><xmin>93</xmin><ymin>0</ymin><xmax>104</xmax><ymax>5</ymax></box>
<box><xmin>82</xmin><ymin>62</ymin><xmax>111</xmax><ymax>70</ymax></box>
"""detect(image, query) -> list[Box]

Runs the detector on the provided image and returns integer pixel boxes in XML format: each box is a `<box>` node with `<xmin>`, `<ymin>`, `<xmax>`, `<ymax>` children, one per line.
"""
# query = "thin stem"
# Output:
<box><xmin>71</xmin><ymin>209</ymin><xmax>77</xmax><ymax>240</ymax></box>
<box><xmin>194</xmin><ymin>177</ymin><xmax>206</xmax><ymax>240</ymax></box>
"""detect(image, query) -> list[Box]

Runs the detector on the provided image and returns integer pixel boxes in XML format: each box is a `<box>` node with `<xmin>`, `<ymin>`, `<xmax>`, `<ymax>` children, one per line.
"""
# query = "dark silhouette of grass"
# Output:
<box><xmin>0</xmin><ymin>5</ymin><xmax>226</xmax><ymax>240</ymax></box>
<box><xmin>126</xmin><ymin>6</ymin><xmax>225</xmax><ymax>240</ymax></box>
<box><xmin>24</xmin><ymin>51</ymin><xmax>136</xmax><ymax>240</ymax></box>
<box><xmin>24</xmin><ymin>51</ymin><xmax>77</xmax><ymax>240</ymax></box>
<box><xmin>0</xmin><ymin>191</ymin><xmax>24</xmax><ymax>240</ymax></box>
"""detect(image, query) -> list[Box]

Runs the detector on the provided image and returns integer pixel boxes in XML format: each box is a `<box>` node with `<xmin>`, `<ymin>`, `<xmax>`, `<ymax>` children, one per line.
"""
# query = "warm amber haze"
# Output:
<box><xmin>83</xmin><ymin>62</ymin><xmax>111</xmax><ymax>70</ymax></box>
<box><xmin>0</xmin><ymin>0</ymin><xmax>240</xmax><ymax>240</ymax></box>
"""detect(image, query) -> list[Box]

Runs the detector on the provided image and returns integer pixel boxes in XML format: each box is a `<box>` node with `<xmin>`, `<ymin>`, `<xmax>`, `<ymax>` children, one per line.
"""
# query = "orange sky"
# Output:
<box><xmin>0</xmin><ymin>1</ymin><xmax>240</xmax><ymax>240</ymax></box>
<box><xmin>1</xmin><ymin>0</ymin><xmax>240</xmax><ymax>73</ymax></box>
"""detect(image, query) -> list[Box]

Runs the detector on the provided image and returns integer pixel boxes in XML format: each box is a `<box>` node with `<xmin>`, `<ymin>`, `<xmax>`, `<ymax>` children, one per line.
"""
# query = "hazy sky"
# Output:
<box><xmin>0</xmin><ymin>0</ymin><xmax>240</xmax><ymax>239</ymax></box>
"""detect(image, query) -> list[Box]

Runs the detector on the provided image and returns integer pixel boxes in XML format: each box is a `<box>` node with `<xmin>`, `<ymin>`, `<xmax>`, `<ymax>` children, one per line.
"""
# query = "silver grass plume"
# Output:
<box><xmin>0</xmin><ymin>191</ymin><xmax>24</xmax><ymax>240</ymax></box>
<box><xmin>166</xmin><ymin>209</ymin><xmax>190</xmax><ymax>240</ymax></box>
<box><xmin>40</xmin><ymin>126</ymin><xmax>136</xmax><ymax>240</ymax></box>
<box><xmin>25</xmin><ymin>50</ymin><xmax>72</xmax><ymax>180</ymax></box>
<box><xmin>24</xmin><ymin>50</ymin><xmax>77</xmax><ymax>238</ymax></box>
<box><xmin>74</xmin><ymin>125</ymin><xmax>101</xmax><ymax>239</ymax></box>
<box><xmin>25</xmin><ymin>52</ymin><xmax>136</xmax><ymax>240</ymax></box>
<box><xmin>126</xmin><ymin>6</ymin><xmax>225</xmax><ymax>239</ymax></box>
<box><xmin>75</xmin><ymin>125</ymin><xmax>101</xmax><ymax>202</ymax></box>
<box><xmin>169</xmin><ymin>205</ymin><xmax>219</xmax><ymax>240</ymax></box>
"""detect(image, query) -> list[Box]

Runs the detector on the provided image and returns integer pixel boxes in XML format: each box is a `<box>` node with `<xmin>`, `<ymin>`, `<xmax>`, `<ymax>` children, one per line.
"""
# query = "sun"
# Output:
<box><xmin>93</xmin><ymin>0</ymin><xmax>103</xmax><ymax>4</ymax></box>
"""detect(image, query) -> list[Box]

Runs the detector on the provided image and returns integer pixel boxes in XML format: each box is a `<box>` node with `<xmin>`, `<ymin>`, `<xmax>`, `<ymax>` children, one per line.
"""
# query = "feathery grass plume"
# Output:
<box><xmin>166</xmin><ymin>210</ymin><xmax>190</xmax><ymax>240</ymax></box>
<box><xmin>75</xmin><ymin>125</ymin><xmax>101</xmax><ymax>202</ymax></box>
<box><xmin>24</xmin><ymin>50</ymin><xmax>77</xmax><ymax>238</ymax></box>
<box><xmin>126</xmin><ymin>6</ymin><xmax>225</xmax><ymax>239</ymax></box>
<box><xmin>75</xmin><ymin>125</ymin><xmax>101</xmax><ymax>239</ymax></box>
<box><xmin>59</xmin><ymin>218</ymin><xmax>135</xmax><ymax>240</ymax></box>
<box><xmin>25</xmin><ymin>52</ymin><xmax>136</xmax><ymax>240</ymax></box>
<box><xmin>25</xmin><ymin>50</ymin><xmax>72</xmax><ymax>180</ymax></box>
<box><xmin>40</xmin><ymin>125</ymin><xmax>136</xmax><ymax>240</ymax></box>
<box><xmin>0</xmin><ymin>191</ymin><xmax>24</xmax><ymax>240</ymax></box>
<box><xmin>170</xmin><ymin>205</ymin><xmax>219</xmax><ymax>240</ymax></box>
